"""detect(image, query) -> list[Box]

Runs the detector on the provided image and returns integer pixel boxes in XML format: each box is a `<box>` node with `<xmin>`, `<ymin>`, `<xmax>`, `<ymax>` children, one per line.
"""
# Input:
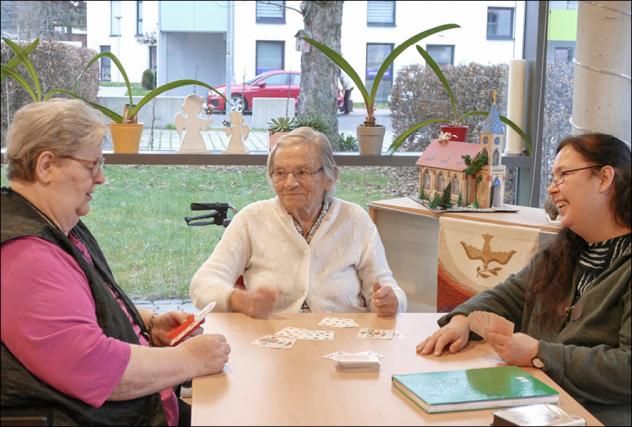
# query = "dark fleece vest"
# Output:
<box><xmin>1</xmin><ymin>187</ymin><xmax>167</xmax><ymax>426</ymax></box>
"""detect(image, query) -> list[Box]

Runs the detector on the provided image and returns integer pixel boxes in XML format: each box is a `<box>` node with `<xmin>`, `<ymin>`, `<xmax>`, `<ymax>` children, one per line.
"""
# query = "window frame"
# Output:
<box><xmin>110</xmin><ymin>0</ymin><xmax>121</xmax><ymax>36</ymax></box>
<box><xmin>255</xmin><ymin>40</ymin><xmax>285</xmax><ymax>76</ymax></box>
<box><xmin>487</xmin><ymin>6</ymin><xmax>515</xmax><ymax>40</ymax></box>
<box><xmin>256</xmin><ymin>1</ymin><xmax>286</xmax><ymax>24</ymax></box>
<box><xmin>425</xmin><ymin>44</ymin><xmax>455</xmax><ymax>66</ymax></box>
<box><xmin>367</xmin><ymin>0</ymin><xmax>396</xmax><ymax>27</ymax></box>
<box><xmin>136</xmin><ymin>0</ymin><xmax>143</xmax><ymax>36</ymax></box>
<box><xmin>99</xmin><ymin>45</ymin><xmax>112</xmax><ymax>81</ymax></box>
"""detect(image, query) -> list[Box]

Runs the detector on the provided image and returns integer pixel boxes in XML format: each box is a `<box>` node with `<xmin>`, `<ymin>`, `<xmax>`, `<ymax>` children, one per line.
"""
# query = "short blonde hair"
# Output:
<box><xmin>267</xmin><ymin>126</ymin><xmax>339</xmax><ymax>199</ymax></box>
<box><xmin>6</xmin><ymin>99</ymin><xmax>107</xmax><ymax>182</ymax></box>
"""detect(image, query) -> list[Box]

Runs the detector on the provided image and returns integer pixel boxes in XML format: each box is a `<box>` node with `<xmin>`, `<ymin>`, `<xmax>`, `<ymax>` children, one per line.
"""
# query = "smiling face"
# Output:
<box><xmin>547</xmin><ymin>146</ymin><xmax>605</xmax><ymax>236</ymax></box>
<box><xmin>48</xmin><ymin>144</ymin><xmax>106</xmax><ymax>232</ymax></box>
<box><xmin>271</xmin><ymin>144</ymin><xmax>333</xmax><ymax>222</ymax></box>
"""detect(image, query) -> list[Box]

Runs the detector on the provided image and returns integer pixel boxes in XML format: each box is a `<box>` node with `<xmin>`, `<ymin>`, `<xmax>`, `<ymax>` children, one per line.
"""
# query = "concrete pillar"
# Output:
<box><xmin>571</xmin><ymin>1</ymin><xmax>631</xmax><ymax>145</ymax></box>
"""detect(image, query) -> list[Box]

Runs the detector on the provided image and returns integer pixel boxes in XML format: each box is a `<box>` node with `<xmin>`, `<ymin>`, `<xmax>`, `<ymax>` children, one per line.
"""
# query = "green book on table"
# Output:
<box><xmin>392</xmin><ymin>366</ymin><xmax>559</xmax><ymax>414</ymax></box>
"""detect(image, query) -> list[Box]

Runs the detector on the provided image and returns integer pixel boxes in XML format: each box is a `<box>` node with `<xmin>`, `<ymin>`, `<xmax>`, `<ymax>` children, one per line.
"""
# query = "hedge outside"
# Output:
<box><xmin>1</xmin><ymin>39</ymin><xmax>99</xmax><ymax>147</ymax></box>
<box><xmin>390</xmin><ymin>62</ymin><xmax>509</xmax><ymax>152</ymax></box>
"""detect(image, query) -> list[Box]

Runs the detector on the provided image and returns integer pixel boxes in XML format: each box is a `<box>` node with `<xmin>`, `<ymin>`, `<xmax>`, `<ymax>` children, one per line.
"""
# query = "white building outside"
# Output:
<box><xmin>86</xmin><ymin>1</ymin><xmax>525</xmax><ymax>102</ymax></box>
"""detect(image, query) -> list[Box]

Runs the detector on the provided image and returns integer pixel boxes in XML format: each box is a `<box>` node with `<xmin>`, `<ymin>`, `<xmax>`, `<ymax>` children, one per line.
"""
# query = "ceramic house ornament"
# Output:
<box><xmin>416</xmin><ymin>91</ymin><xmax>507</xmax><ymax>209</ymax></box>
<box><xmin>223</xmin><ymin>111</ymin><xmax>250</xmax><ymax>154</ymax></box>
<box><xmin>175</xmin><ymin>95</ymin><xmax>212</xmax><ymax>153</ymax></box>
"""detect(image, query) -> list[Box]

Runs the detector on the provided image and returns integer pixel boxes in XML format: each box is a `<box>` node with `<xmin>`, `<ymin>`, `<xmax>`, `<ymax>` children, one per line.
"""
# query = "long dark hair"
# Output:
<box><xmin>527</xmin><ymin>133</ymin><xmax>631</xmax><ymax>319</ymax></box>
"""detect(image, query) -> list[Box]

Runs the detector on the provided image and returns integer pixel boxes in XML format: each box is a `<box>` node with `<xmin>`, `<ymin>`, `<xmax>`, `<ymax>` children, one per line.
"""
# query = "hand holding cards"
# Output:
<box><xmin>468</xmin><ymin>311</ymin><xmax>514</xmax><ymax>341</ymax></box>
<box><xmin>167</xmin><ymin>301</ymin><xmax>216</xmax><ymax>346</ymax></box>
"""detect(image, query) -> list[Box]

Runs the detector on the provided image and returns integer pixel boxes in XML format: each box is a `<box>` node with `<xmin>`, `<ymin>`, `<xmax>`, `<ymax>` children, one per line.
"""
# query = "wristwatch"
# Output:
<box><xmin>531</xmin><ymin>357</ymin><xmax>545</xmax><ymax>369</ymax></box>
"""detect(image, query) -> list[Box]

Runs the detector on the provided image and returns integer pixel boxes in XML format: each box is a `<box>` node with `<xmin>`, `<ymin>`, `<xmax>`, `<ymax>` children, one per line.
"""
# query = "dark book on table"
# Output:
<box><xmin>392</xmin><ymin>366</ymin><xmax>559</xmax><ymax>414</ymax></box>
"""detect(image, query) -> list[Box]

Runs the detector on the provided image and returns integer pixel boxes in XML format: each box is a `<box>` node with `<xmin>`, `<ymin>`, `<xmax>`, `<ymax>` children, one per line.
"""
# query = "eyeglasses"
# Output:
<box><xmin>58</xmin><ymin>155</ymin><xmax>105</xmax><ymax>177</ymax></box>
<box><xmin>271</xmin><ymin>167</ymin><xmax>324</xmax><ymax>183</ymax></box>
<box><xmin>548</xmin><ymin>165</ymin><xmax>601</xmax><ymax>187</ymax></box>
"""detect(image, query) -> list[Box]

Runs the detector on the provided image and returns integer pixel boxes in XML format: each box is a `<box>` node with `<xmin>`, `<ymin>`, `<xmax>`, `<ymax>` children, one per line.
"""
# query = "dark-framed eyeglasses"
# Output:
<box><xmin>548</xmin><ymin>165</ymin><xmax>601</xmax><ymax>187</ymax></box>
<box><xmin>58</xmin><ymin>155</ymin><xmax>105</xmax><ymax>177</ymax></box>
<box><xmin>270</xmin><ymin>167</ymin><xmax>324</xmax><ymax>182</ymax></box>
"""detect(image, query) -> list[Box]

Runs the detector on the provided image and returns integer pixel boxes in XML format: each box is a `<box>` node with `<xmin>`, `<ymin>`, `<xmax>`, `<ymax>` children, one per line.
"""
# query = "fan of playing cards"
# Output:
<box><xmin>468</xmin><ymin>311</ymin><xmax>514</xmax><ymax>341</ymax></box>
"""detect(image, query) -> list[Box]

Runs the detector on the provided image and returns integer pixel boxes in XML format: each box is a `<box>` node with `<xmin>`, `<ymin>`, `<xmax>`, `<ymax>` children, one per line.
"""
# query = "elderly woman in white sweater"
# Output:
<box><xmin>190</xmin><ymin>127</ymin><xmax>407</xmax><ymax>319</ymax></box>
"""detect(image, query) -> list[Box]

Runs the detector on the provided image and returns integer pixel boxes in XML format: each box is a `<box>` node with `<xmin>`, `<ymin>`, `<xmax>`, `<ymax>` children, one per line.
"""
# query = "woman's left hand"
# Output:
<box><xmin>150</xmin><ymin>311</ymin><xmax>194</xmax><ymax>347</ymax></box>
<box><xmin>486</xmin><ymin>331</ymin><xmax>539</xmax><ymax>366</ymax></box>
<box><xmin>371</xmin><ymin>283</ymin><xmax>398</xmax><ymax>317</ymax></box>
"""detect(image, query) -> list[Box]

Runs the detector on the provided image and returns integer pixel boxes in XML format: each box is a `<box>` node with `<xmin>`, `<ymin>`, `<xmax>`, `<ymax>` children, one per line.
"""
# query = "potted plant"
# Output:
<box><xmin>267</xmin><ymin>116</ymin><xmax>296</xmax><ymax>150</ymax></box>
<box><xmin>49</xmin><ymin>51</ymin><xmax>226</xmax><ymax>153</ymax></box>
<box><xmin>387</xmin><ymin>45</ymin><xmax>531</xmax><ymax>155</ymax></box>
<box><xmin>302</xmin><ymin>23</ymin><xmax>460</xmax><ymax>155</ymax></box>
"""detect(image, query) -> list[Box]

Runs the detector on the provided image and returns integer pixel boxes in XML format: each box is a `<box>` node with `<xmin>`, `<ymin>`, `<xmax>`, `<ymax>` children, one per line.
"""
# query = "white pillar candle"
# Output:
<box><xmin>505</xmin><ymin>59</ymin><xmax>526</xmax><ymax>155</ymax></box>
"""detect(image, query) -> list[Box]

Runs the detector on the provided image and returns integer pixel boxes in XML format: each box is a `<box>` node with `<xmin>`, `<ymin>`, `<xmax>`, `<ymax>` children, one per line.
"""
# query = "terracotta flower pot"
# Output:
<box><xmin>110</xmin><ymin>123</ymin><xmax>144</xmax><ymax>153</ymax></box>
<box><xmin>268</xmin><ymin>131</ymin><xmax>289</xmax><ymax>151</ymax></box>
<box><xmin>440</xmin><ymin>125</ymin><xmax>469</xmax><ymax>142</ymax></box>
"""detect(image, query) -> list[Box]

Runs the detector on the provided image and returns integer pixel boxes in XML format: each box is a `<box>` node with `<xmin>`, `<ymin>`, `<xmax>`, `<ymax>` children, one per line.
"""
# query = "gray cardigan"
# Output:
<box><xmin>439</xmin><ymin>246</ymin><xmax>631</xmax><ymax>426</ymax></box>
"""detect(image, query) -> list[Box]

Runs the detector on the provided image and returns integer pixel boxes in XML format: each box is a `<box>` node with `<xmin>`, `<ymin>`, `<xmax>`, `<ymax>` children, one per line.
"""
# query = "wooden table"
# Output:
<box><xmin>192</xmin><ymin>313</ymin><xmax>600</xmax><ymax>426</ymax></box>
<box><xmin>366</xmin><ymin>198</ymin><xmax>561</xmax><ymax>312</ymax></box>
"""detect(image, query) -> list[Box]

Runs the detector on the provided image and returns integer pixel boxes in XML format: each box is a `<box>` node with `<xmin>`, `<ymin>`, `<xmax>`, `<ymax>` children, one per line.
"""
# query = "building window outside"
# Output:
<box><xmin>110</xmin><ymin>0</ymin><xmax>122</xmax><ymax>36</ymax></box>
<box><xmin>149</xmin><ymin>45</ymin><xmax>157</xmax><ymax>73</ymax></box>
<box><xmin>426</xmin><ymin>44</ymin><xmax>455</xmax><ymax>65</ymax></box>
<box><xmin>487</xmin><ymin>7</ymin><xmax>514</xmax><ymax>40</ymax></box>
<box><xmin>100</xmin><ymin>45</ymin><xmax>112</xmax><ymax>81</ymax></box>
<box><xmin>256</xmin><ymin>1</ymin><xmax>285</xmax><ymax>24</ymax></box>
<box><xmin>367</xmin><ymin>1</ymin><xmax>395</xmax><ymax>27</ymax></box>
<box><xmin>366</xmin><ymin>43</ymin><xmax>394</xmax><ymax>103</ymax></box>
<box><xmin>256</xmin><ymin>41</ymin><xmax>285</xmax><ymax>75</ymax></box>
<box><xmin>554</xmin><ymin>46</ymin><xmax>573</xmax><ymax>63</ymax></box>
<box><xmin>136</xmin><ymin>1</ymin><xmax>143</xmax><ymax>35</ymax></box>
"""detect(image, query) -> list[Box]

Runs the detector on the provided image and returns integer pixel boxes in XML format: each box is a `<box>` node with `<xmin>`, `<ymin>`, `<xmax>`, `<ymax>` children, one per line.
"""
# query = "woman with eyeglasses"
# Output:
<box><xmin>416</xmin><ymin>133</ymin><xmax>630</xmax><ymax>425</ymax></box>
<box><xmin>190</xmin><ymin>126</ymin><xmax>407</xmax><ymax>319</ymax></box>
<box><xmin>1</xmin><ymin>99</ymin><xmax>231</xmax><ymax>426</ymax></box>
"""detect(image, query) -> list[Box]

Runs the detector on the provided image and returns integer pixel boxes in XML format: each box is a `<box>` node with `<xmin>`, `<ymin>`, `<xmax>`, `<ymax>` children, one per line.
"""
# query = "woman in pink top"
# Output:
<box><xmin>1</xmin><ymin>99</ymin><xmax>231</xmax><ymax>426</ymax></box>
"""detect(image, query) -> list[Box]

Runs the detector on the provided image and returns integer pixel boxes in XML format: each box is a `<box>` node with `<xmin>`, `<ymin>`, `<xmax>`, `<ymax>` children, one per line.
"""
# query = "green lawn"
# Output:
<box><xmin>1</xmin><ymin>165</ymin><xmax>396</xmax><ymax>299</ymax></box>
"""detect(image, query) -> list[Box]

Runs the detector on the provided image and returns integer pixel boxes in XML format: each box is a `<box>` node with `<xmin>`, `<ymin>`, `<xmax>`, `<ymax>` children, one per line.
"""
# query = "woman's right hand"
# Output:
<box><xmin>230</xmin><ymin>287</ymin><xmax>279</xmax><ymax>319</ymax></box>
<box><xmin>178</xmin><ymin>334</ymin><xmax>231</xmax><ymax>376</ymax></box>
<box><xmin>416</xmin><ymin>314</ymin><xmax>470</xmax><ymax>356</ymax></box>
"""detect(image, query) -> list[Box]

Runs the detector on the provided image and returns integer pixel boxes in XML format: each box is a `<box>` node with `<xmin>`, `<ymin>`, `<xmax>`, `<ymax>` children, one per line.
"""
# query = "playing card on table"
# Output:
<box><xmin>251</xmin><ymin>335</ymin><xmax>296</xmax><ymax>349</ymax></box>
<box><xmin>274</xmin><ymin>327</ymin><xmax>334</xmax><ymax>341</ymax></box>
<box><xmin>318</xmin><ymin>317</ymin><xmax>359</xmax><ymax>328</ymax></box>
<box><xmin>357</xmin><ymin>328</ymin><xmax>394</xmax><ymax>339</ymax></box>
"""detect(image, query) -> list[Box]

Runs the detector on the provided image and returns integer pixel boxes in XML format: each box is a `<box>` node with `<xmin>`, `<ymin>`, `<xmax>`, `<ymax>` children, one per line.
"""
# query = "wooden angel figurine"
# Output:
<box><xmin>223</xmin><ymin>111</ymin><xmax>249</xmax><ymax>154</ymax></box>
<box><xmin>175</xmin><ymin>95</ymin><xmax>212</xmax><ymax>153</ymax></box>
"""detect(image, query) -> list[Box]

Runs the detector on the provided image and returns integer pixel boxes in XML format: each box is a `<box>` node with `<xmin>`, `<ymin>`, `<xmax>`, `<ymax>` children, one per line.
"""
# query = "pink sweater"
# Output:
<box><xmin>1</xmin><ymin>236</ymin><xmax>178</xmax><ymax>425</ymax></box>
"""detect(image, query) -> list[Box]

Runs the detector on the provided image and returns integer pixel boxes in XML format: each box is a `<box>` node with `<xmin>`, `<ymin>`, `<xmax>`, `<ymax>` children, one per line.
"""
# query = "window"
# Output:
<box><xmin>100</xmin><ymin>45</ymin><xmax>111</xmax><ymax>81</ymax></box>
<box><xmin>290</xmin><ymin>74</ymin><xmax>301</xmax><ymax>85</ymax></box>
<box><xmin>261</xmin><ymin>73</ymin><xmax>289</xmax><ymax>86</ymax></box>
<box><xmin>452</xmin><ymin>176</ymin><xmax>460</xmax><ymax>195</ymax></box>
<box><xmin>426</xmin><ymin>44</ymin><xmax>454</xmax><ymax>66</ymax></box>
<box><xmin>110</xmin><ymin>0</ymin><xmax>121</xmax><ymax>36</ymax></box>
<box><xmin>487</xmin><ymin>7</ymin><xmax>514</xmax><ymax>40</ymax></box>
<box><xmin>554</xmin><ymin>47</ymin><xmax>573</xmax><ymax>63</ymax></box>
<box><xmin>256</xmin><ymin>41</ymin><xmax>284</xmax><ymax>75</ymax></box>
<box><xmin>366</xmin><ymin>43</ymin><xmax>394</xmax><ymax>102</ymax></box>
<box><xmin>423</xmin><ymin>170</ymin><xmax>431</xmax><ymax>190</ymax></box>
<box><xmin>136</xmin><ymin>1</ymin><xmax>143</xmax><ymax>35</ymax></box>
<box><xmin>256</xmin><ymin>1</ymin><xmax>285</xmax><ymax>24</ymax></box>
<box><xmin>367</xmin><ymin>1</ymin><xmax>395</xmax><ymax>27</ymax></box>
<box><xmin>436</xmin><ymin>173</ymin><xmax>445</xmax><ymax>192</ymax></box>
<box><xmin>149</xmin><ymin>45</ymin><xmax>157</xmax><ymax>73</ymax></box>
